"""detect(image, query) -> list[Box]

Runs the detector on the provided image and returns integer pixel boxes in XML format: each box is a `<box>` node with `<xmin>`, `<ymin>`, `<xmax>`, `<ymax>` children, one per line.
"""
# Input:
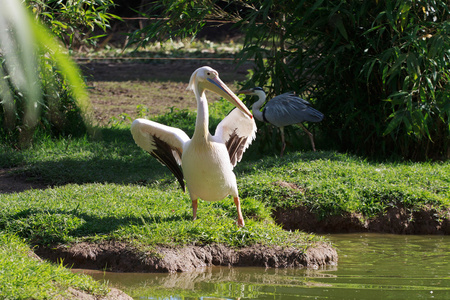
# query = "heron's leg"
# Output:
<box><xmin>233</xmin><ymin>196</ymin><xmax>245</xmax><ymax>227</ymax></box>
<box><xmin>192</xmin><ymin>198</ymin><xmax>198</xmax><ymax>220</ymax></box>
<box><xmin>280</xmin><ymin>127</ymin><xmax>286</xmax><ymax>157</ymax></box>
<box><xmin>299</xmin><ymin>124</ymin><xmax>316</xmax><ymax>152</ymax></box>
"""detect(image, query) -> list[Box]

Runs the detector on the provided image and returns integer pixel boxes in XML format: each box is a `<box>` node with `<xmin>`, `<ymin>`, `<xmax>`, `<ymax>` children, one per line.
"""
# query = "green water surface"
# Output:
<box><xmin>83</xmin><ymin>234</ymin><xmax>450</xmax><ymax>299</ymax></box>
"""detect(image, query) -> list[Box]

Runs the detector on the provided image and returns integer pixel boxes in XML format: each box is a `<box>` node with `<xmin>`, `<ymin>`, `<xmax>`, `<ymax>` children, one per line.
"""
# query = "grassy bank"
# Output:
<box><xmin>0</xmin><ymin>182</ymin><xmax>314</xmax><ymax>248</ymax></box>
<box><xmin>239</xmin><ymin>151</ymin><xmax>450</xmax><ymax>219</ymax></box>
<box><xmin>0</xmin><ymin>232</ymin><xmax>108</xmax><ymax>299</ymax></box>
<box><xmin>1</xmin><ymin>98</ymin><xmax>449</xmax><ymax>227</ymax></box>
<box><xmin>1</xmin><ymin>98</ymin><xmax>449</xmax><ymax>297</ymax></box>
<box><xmin>1</xmin><ymin>115</ymin><xmax>448</xmax><ymax>239</ymax></box>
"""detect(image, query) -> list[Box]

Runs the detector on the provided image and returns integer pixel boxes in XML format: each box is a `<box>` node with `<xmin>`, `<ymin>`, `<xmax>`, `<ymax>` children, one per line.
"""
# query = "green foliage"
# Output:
<box><xmin>127</xmin><ymin>0</ymin><xmax>220</xmax><ymax>48</ymax></box>
<box><xmin>0</xmin><ymin>0</ymin><xmax>41</xmax><ymax>147</ymax></box>
<box><xmin>0</xmin><ymin>29</ymin><xmax>88</xmax><ymax>147</ymax></box>
<box><xmin>238</xmin><ymin>0</ymin><xmax>450</xmax><ymax>160</ymax></box>
<box><xmin>295</xmin><ymin>0</ymin><xmax>450</xmax><ymax>160</ymax></box>
<box><xmin>28</xmin><ymin>0</ymin><xmax>118</xmax><ymax>48</ymax></box>
<box><xmin>154</xmin><ymin>107</ymin><xmax>197</xmax><ymax>137</ymax></box>
<box><xmin>129</xmin><ymin>0</ymin><xmax>450</xmax><ymax>160</ymax></box>
<box><xmin>0</xmin><ymin>0</ymin><xmax>119</xmax><ymax>148</ymax></box>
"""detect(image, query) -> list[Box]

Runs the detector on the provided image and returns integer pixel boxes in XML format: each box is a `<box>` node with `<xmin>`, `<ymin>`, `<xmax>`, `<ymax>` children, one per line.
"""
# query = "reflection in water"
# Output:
<box><xmin>76</xmin><ymin>234</ymin><xmax>450</xmax><ymax>299</ymax></box>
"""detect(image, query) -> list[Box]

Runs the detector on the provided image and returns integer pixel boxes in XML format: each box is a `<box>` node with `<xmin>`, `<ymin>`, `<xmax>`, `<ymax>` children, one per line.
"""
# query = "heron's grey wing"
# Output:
<box><xmin>264</xmin><ymin>93</ymin><xmax>324</xmax><ymax>127</ymax></box>
<box><xmin>214</xmin><ymin>108</ymin><xmax>257</xmax><ymax>167</ymax></box>
<box><xmin>131</xmin><ymin>118</ymin><xmax>190</xmax><ymax>191</ymax></box>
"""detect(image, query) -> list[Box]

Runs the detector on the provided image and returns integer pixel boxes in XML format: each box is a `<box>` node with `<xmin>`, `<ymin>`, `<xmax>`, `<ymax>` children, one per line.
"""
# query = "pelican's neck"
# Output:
<box><xmin>192</xmin><ymin>86</ymin><xmax>210</xmax><ymax>141</ymax></box>
<box><xmin>251</xmin><ymin>93</ymin><xmax>266</xmax><ymax>123</ymax></box>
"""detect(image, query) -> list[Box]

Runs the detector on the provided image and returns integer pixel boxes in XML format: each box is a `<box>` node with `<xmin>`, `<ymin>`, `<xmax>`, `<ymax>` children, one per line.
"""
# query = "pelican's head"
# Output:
<box><xmin>188</xmin><ymin>66</ymin><xmax>253</xmax><ymax>119</ymax></box>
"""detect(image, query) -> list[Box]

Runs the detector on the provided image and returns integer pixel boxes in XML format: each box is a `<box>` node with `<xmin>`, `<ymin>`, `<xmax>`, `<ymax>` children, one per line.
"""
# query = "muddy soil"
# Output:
<box><xmin>274</xmin><ymin>205</ymin><xmax>450</xmax><ymax>235</ymax></box>
<box><xmin>65</xmin><ymin>287</ymin><xmax>132</xmax><ymax>300</ymax></box>
<box><xmin>35</xmin><ymin>241</ymin><xmax>337</xmax><ymax>273</ymax></box>
<box><xmin>0</xmin><ymin>168</ymin><xmax>49</xmax><ymax>194</ymax></box>
<box><xmin>81</xmin><ymin>60</ymin><xmax>253</xmax><ymax>83</ymax></box>
<box><xmin>80</xmin><ymin>61</ymin><xmax>254</xmax><ymax>125</ymax></box>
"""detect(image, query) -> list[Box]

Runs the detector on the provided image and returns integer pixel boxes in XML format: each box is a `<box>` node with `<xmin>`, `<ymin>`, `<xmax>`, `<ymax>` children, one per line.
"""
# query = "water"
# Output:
<box><xmin>79</xmin><ymin>234</ymin><xmax>450</xmax><ymax>299</ymax></box>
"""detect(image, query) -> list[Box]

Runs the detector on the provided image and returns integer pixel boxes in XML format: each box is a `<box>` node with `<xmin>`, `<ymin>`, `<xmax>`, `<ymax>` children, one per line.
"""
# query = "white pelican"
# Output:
<box><xmin>131</xmin><ymin>66</ymin><xmax>256</xmax><ymax>227</ymax></box>
<box><xmin>238</xmin><ymin>87</ymin><xmax>323</xmax><ymax>156</ymax></box>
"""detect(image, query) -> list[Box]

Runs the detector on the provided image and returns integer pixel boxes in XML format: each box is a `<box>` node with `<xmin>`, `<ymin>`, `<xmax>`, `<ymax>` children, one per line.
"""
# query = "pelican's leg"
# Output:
<box><xmin>299</xmin><ymin>124</ymin><xmax>316</xmax><ymax>152</ymax></box>
<box><xmin>234</xmin><ymin>196</ymin><xmax>245</xmax><ymax>227</ymax></box>
<box><xmin>280</xmin><ymin>127</ymin><xmax>286</xmax><ymax>157</ymax></box>
<box><xmin>192</xmin><ymin>199</ymin><xmax>198</xmax><ymax>220</ymax></box>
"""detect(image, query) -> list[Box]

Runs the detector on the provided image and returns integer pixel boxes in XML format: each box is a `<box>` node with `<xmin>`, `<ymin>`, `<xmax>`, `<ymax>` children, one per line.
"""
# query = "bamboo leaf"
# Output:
<box><xmin>0</xmin><ymin>67</ymin><xmax>15</xmax><ymax>129</ymax></box>
<box><xmin>403</xmin><ymin>115</ymin><xmax>412</xmax><ymax>133</ymax></box>
<box><xmin>32</xmin><ymin>20</ymin><xmax>92</xmax><ymax>131</ymax></box>
<box><xmin>362</xmin><ymin>59</ymin><xmax>378</xmax><ymax>83</ymax></box>
<box><xmin>406</xmin><ymin>53</ymin><xmax>419</xmax><ymax>80</ymax></box>
<box><xmin>425</xmin><ymin>77</ymin><xmax>436</xmax><ymax>100</ymax></box>
<box><xmin>387</xmin><ymin>53</ymin><xmax>407</xmax><ymax>76</ymax></box>
<box><xmin>384</xmin><ymin>113</ymin><xmax>403</xmax><ymax>135</ymax></box>
<box><xmin>0</xmin><ymin>0</ymin><xmax>41</xmax><ymax>132</ymax></box>
<box><xmin>387</xmin><ymin>91</ymin><xmax>409</xmax><ymax>99</ymax></box>
<box><xmin>335</xmin><ymin>17</ymin><xmax>348</xmax><ymax>40</ymax></box>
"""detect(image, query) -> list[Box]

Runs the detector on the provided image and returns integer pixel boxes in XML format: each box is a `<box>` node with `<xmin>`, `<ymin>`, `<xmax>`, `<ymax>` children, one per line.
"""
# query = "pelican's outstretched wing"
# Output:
<box><xmin>214</xmin><ymin>108</ymin><xmax>257</xmax><ymax>167</ymax></box>
<box><xmin>131</xmin><ymin>118</ymin><xmax>190</xmax><ymax>191</ymax></box>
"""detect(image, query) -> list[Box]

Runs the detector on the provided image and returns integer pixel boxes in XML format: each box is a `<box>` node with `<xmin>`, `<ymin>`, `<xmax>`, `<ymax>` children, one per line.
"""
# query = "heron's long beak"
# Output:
<box><xmin>207</xmin><ymin>77</ymin><xmax>253</xmax><ymax>119</ymax></box>
<box><xmin>237</xmin><ymin>89</ymin><xmax>254</xmax><ymax>95</ymax></box>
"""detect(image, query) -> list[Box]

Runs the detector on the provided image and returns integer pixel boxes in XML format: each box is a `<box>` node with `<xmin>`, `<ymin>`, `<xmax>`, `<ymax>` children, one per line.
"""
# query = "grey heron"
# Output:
<box><xmin>238</xmin><ymin>87</ymin><xmax>323</xmax><ymax>156</ymax></box>
<box><xmin>131</xmin><ymin>66</ymin><xmax>256</xmax><ymax>227</ymax></box>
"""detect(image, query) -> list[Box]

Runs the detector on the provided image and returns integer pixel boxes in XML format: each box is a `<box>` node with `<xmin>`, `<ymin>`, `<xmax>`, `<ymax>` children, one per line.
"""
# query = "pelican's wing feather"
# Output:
<box><xmin>131</xmin><ymin>118</ymin><xmax>190</xmax><ymax>191</ymax></box>
<box><xmin>214</xmin><ymin>108</ymin><xmax>257</xmax><ymax>167</ymax></box>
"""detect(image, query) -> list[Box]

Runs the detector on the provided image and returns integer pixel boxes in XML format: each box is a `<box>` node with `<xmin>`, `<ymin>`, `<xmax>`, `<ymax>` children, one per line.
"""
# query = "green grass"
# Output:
<box><xmin>1</xmin><ymin>100</ymin><xmax>449</xmax><ymax>225</ymax></box>
<box><xmin>1</xmin><ymin>126</ymin><xmax>448</xmax><ymax>248</ymax></box>
<box><xmin>0</xmin><ymin>100</ymin><xmax>325</xmax><ymax>253</ymax></box>
<box><xmin>1</xmin><ymin>100</ymin><xmax>449</xmax><ymax>298</ymax></box>
<box><xmin>237</xmin><ymin>152</ymin><xmax>450</xmax><ymax>219</ymax></box>
<box><xmin>0</xmin><ymin>183</ymin><xmax>308</xmax><ymax>248</ymax></box>
<box><xmin>0</xmin><ymin>232</ymin><xmax>108</xmax><ymax>299</ymax></box>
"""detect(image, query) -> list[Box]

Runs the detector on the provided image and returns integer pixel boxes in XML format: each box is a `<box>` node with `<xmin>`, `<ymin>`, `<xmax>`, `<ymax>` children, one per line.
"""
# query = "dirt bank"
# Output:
<box><xmin>30</xmin><ymin>203</ymin><xmax>449</xmax><ymax>273</ymax></box>
<box><xmin>65</xmin><ymin>287</ymin><xmax>132</xmax><ymax>300</ymax></box>
<box><xmin>35</xmin><ymin>242</ymin><xmax>337</xmax><ymax>273</ymax></box>
<box><xmin>274</xmin><ymin>205</ymin><xmax>450</xmax><ymax>235</ymax></box>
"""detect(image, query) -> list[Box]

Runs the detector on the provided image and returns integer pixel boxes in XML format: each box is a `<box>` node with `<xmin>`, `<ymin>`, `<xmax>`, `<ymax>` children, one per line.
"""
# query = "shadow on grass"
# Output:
<box><xmin>235</xmin><ymin>150</ymin><xmax>360</xmax><ymax>175</ymax></box>
<box><xmin>4</xmin><ymin>127</ymin><xmax>182</xmax><ymax>188</ymax></box>
<box><xmin>29</xmin><ymin>157</ymin><xmax>174</xmax><ymax>186</ymax></box>
<box><xmin>2</xmin><ymin>208</ymin><xmax>191</xmax><ymax>245</ymax></box>
<box><xmin>2</xmin><ymin>126</ymin><xmax>353</xmax><ymax>189</ymax></box>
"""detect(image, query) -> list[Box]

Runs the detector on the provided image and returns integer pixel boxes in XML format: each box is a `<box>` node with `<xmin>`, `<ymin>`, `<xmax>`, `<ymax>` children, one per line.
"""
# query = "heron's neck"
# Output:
<box><xmin>251</xmin><ymin>94</ymin><xmax>266</xmax><ymax>123</ymax></box>
<box><xmin>193</xmin><ymin>88</ymin><xmax>210</xmax><ymax>141</ymax></box>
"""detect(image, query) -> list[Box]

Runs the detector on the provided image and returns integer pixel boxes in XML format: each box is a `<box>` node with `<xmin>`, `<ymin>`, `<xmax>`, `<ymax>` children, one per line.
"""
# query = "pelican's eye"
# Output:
<box><xmin>207</xmin><ymin>72</ymin><xmax>211</xmax><ymax>76</ymax></box>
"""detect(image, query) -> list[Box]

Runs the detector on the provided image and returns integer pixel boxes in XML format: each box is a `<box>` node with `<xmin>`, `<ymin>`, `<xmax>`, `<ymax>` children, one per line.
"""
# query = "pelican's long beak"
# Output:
<box><xmin>206</xmin><ymin>77</ymin><xmax>253</xmax><ymax>119</ymax></box>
